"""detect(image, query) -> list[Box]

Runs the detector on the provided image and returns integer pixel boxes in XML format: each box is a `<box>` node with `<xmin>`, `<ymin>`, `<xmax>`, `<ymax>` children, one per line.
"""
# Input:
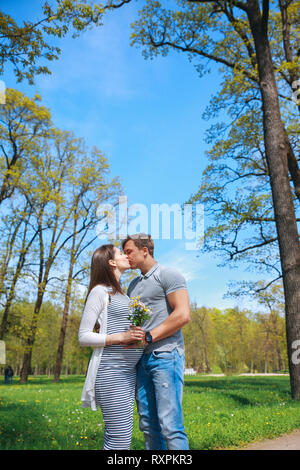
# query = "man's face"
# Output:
<box><xmin>123</xmin><ymin>240</ymin><xmax>145</xmax><ymax>269</ymax></box>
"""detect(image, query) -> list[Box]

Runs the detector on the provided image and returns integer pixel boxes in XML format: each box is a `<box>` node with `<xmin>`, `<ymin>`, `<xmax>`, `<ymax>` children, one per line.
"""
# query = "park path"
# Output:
<box><xmin>241</xmin><ymin>429</ymin><xmax>300</xmax><ymax>450</ymax></box>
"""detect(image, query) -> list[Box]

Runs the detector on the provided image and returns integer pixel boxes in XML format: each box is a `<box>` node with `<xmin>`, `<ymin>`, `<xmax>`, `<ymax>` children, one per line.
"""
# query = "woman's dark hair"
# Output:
<box><xmin>86</xmin><ymin>244</ymin><xmax>123</xmax><ymax>301</ymax></box>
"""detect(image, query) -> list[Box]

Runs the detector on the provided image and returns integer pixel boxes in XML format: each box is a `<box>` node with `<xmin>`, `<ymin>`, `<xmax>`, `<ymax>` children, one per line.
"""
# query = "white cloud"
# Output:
<box><xmin>158</xmin><ymin>243</ymin><xmax>208</xmax><ymax>282</ymax></box>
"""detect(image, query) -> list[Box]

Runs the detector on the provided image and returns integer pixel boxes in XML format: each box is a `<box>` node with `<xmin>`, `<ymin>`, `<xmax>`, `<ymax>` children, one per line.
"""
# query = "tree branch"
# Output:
<box><xmin>187</xmin><ymin>0</ymin><xmax>249</xmax><ymax>13</ymax></box>
<box><xmin>148</xmin><ymin>34</ymin><xmax>258</xmax><ymax>83</ymax></box>
<box><xmin>262</xmin><ymin>0</ymin><xmax>269</xmax><ymax>35</ymax></box>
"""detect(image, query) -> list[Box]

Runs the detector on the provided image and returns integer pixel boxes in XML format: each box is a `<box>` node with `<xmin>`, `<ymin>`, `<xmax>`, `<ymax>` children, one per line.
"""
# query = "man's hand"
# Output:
<box><xmin>124</xmin><ymin>339</ymin><xmax>147</xmax><ymax>349</ymax></box>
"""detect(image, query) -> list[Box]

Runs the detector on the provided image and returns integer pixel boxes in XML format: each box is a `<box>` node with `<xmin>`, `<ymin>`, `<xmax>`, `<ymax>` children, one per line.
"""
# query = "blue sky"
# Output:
<box><xmin>3</xmin><ymin>0</ymin><xmax>264</xmax><ymax>311</ymax></box>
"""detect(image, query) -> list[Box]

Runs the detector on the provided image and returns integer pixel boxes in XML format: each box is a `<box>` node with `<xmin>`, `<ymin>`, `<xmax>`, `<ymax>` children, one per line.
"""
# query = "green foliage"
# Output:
<box><xmin>0</xmin><ymin>87</ymin><xmax>122</xmax><ymax>381</ymax></box>
<box><xmin>183</xmin><ymin>296</ymin><xmax>287</xmax><ymax>374</ymax></box>
<box><xmin>0</xmin><ymin>88</ymin><xmax>51</xmax><ymax>203</ymax></box>
<box><xmin>0</xmin><ymin>1</ymin><xmax>112</xmax><ymax>84</ymax></box>
<box><xmin>129</xmin><ymin>0</ymin><xmax>300</xmax><ymax>291</ymax></box>
<box><xmin>1</xmin><ymin>289</ymin><xmax>288</xmax><ymax>377</ymax></box>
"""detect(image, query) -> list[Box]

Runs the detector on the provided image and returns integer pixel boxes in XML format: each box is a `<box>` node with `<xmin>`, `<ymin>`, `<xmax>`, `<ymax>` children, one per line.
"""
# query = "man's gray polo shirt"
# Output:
<box><xmin>127</xmin><ymin>263</ymin><xmax>187</xmax><ymax>356</ymax></box>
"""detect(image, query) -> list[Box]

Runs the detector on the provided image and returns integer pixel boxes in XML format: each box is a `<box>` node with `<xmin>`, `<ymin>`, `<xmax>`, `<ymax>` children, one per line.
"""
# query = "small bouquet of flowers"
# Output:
<box><xmin>128</xmin><ymin>296</ymin><xmax>151</xmax><ymax>347</ymax></box>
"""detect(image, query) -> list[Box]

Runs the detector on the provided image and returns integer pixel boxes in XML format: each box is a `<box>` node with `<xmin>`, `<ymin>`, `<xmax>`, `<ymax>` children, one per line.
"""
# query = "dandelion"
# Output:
<box><xmin>128</xmin><ymin>296</ymin><xmax>151</xmax><ymax>346</ymax></box>
<box><xmin>128</xmin><ymin>296</ymin><xmax>151</xmax><ymax>327</ymax></box>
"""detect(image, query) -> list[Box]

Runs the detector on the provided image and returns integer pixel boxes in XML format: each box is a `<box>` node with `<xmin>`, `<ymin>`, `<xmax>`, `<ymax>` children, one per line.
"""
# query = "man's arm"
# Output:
<box><xmin>149</xmin><ymin>289</ymin><xmax>190</xmax><ymax>343</ymax></box>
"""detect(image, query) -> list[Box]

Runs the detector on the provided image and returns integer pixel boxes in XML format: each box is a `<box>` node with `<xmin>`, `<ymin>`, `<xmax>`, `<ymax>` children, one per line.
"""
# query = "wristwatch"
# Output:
<box><xmin>145</xmin><ymin>331</ymin><xmax>153</xmax><ymax>344</ymax></box>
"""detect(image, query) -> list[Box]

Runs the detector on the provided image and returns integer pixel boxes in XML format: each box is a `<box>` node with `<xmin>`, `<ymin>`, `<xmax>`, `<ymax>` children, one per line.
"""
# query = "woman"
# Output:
<box><xmin>78</xmin><ymin>244</ymin><xmax>145</xmax><ymax>450</ymax></box>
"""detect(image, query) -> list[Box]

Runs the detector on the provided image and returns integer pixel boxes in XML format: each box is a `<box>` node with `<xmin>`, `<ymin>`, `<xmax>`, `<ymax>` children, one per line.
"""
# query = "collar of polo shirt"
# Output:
<box><xmin>141</xmin><ymin>262</ymin><xmax>159</xmax><ymax>278</ymax></box>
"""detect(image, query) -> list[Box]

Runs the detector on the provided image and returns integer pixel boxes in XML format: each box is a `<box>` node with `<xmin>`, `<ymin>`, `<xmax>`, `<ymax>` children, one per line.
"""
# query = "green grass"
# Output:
<box><xmin>1</xmin><ymin>375</ymin><xmax>300</xmax><ymax>450</ymax></box>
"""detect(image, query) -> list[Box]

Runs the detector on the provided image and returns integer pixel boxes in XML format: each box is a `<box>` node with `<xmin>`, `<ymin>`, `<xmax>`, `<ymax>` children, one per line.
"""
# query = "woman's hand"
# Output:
<box><xmin>120</xmin><ymin>325</ymin><xmax>145</xmax><ymax>345</ymax></box>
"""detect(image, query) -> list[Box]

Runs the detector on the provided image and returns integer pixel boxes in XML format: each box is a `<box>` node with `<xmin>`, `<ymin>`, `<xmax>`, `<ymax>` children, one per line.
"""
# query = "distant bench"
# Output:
<box><xmin>184</xmin><ymin>368</ymin><xmax>197</xmax><ymax>375</ymax></box>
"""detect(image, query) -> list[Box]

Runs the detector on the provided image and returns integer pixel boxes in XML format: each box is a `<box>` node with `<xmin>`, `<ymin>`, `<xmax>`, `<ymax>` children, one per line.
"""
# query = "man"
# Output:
<box><xmin>122</xmin><ymin>233</ymin><xmax>190</xmax><ymax>450</ymax></box>
<box><xmin>4</xmin><ymin>365</ymin><xmax>13</xmax><ymax>384</ymax></box>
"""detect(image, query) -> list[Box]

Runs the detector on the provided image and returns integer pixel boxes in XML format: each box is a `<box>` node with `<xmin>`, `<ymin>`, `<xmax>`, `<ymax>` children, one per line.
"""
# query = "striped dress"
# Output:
<box><xmin>95</xmin><ymin>290</ymin><xmax>143</xmax><ymax>450</ymax></box>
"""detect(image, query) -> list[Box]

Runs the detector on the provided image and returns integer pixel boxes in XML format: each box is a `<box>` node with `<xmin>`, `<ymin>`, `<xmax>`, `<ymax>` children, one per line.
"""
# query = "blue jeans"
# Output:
<box><xmin>136</xmin><ymin>348</ymin><xmax>189</xmax><ymax>450</ymax></box>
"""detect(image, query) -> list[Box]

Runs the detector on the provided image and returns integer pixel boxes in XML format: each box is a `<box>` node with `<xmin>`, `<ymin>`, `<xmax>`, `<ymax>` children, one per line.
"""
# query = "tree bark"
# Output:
<box><xmin>247</xmin><ymin>0</ymin><xmax>300</xmax><ymax>399</ymax></box>
<box><xmin>53</xmin><ymin>204</ymin><xmax>79</xmax><ymax>383</ymax></box>
<box><xmin>0</xmin><ymin>219</ymin><xmax>38</xmax><ymax>339</ymax></box>
<box><xmin>53</xmin><ymin>264</ymin><xmax>73</xmax><ymax>383</ymax></box>
<box><xmin>19</xmin><ymin>289</ymin><xmax>44</xmax><ymax>384</ymax></box>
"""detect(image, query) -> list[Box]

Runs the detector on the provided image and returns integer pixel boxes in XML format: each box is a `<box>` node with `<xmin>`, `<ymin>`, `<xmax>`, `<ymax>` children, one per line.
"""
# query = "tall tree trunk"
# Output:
<box><xmin>264</xmin><ymin>330</ymin><xmax>269</xmax><ymax>373</ymax></box>
<box><xmin>53</xmin><ymin>210</ymin><xmax>78</xmax><ymax>383</ymax></box>
<box><xmin>0</xmin><ymin>219</ymin><xmax>38</xmax><ymax>339</ymax></box>
<box><xmin>270</xmin><ymin>312</ymin><xmax>283</xmax><ymax>371</ymax></box>
<box><xmin>0</xmin><ymin>287</ymin><xmax>16</xmax><ymax>340</ymax></box>
<box><xmin>19</xmin><ymin>286</ymin><xmax>45</xmax><ymax>384</ymax></box>
<box><xmin>53</xmin><ymin>266</ymin><xmax>73</xmax><ymax>382</ymax></box>
<box><xmin>200</xmin><ymin>325</ymin><xmax>211</xmax><ymax>373</ymax></box>
<box><xmin>276</xmin><ymin>341</ymin><xmax>283</xmax><ymax>371</ymax></box>
<box><xmin>247</xmin><ymin>0</ymin><xmax>300</xmax><ymax>398</ymax></box>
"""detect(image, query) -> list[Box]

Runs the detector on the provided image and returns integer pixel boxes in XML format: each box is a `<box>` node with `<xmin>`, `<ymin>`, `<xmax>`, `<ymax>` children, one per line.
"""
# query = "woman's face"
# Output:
<box><xmin>110</xmin><ymin>247</ymin><xmax>130</xmax><ymax>271</ymax></box>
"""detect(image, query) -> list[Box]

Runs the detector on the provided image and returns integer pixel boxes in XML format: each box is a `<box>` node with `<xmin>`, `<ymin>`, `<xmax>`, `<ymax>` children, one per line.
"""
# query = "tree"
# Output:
<box><xmin>0</xmin><ymin>200</ymin><xmax>39</xmax><ymax>339</ymax></box>
<box><xmin>0</xmin><ymin>88</ymin><xmax>52</xmax><ymax>337</ymax></box>
<box><xmin>0</xmin><ymin>0</ymin><xmax>132</xmax><ymax>84</ymax></box>
<box><xmin>0</xmin><ymin>88</ymin><xmax>51</xmax><ymax>204</ymax></box>
<box><xmin>183</xmin><ymin>304</ymin><xmax>216</xmax><ymax>371</ymax></box>
<box><xmin>126</xmin><ymin>0</ymin><xmax>300</xmax><ymax>398</ymax></box>
<box><xmin>19</xmin><ymin>129</ymin><xmax>74</xmax><ymax>383</ymax></box>
<box><xmin>19</xmin><ymin>128</ymin><xmax>120</xmax><ymax>383</ymax></box>
<box><xmin>53</xmin><ymin>147</ymin><xmax>121</xmax><ymax>382</ymax></box>
<box><xmin>254</xmin><ymin>282</ymin><xmax>286</xmax><ymax>371</ymax></box>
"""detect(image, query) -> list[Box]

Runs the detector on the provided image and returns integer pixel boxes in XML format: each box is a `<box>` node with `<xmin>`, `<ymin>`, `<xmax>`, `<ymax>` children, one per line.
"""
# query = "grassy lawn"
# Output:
<box><xmin>1</xmin><ymin>374</ymin><xmax>300</xmax><ymax>450</ymax></box>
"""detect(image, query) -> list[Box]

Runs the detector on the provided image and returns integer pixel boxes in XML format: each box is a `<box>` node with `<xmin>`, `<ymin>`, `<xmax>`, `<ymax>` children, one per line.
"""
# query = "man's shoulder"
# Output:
<box><xmin>127</xmin><ymin>275</ymin><xmax>141</xmax><ymax>295</ymax></box>
<box><xmin>154</xmin><ymin>264</ymin><xmax>187</xmax><ymax>293</ymax></box>
<box><xmin>156</xmin><ymin>264</ymin><xmax>184</xmax><ymax>278</ymax></box>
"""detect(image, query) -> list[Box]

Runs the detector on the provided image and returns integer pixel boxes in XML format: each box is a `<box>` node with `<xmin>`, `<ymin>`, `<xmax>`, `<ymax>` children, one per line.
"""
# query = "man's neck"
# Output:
<box><xmin>140</xmin><ymin>258</ymin><xmax>157</xmax><ymax>275</ymax></box>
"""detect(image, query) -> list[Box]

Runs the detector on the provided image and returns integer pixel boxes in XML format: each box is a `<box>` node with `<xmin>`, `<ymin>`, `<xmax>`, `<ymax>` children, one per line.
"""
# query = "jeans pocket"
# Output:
<box><xmin>152</xmin><ymin>350</ymin><xmax>174</xmax><ymax>360</ymax></box>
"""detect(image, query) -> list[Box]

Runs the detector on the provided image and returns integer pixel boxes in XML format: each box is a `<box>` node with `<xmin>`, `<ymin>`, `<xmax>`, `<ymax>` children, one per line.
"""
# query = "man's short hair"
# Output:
<box><xmin>122</xmin><ymin>233</ymin><xmax>154</xmax><ymax>257</ymax></box>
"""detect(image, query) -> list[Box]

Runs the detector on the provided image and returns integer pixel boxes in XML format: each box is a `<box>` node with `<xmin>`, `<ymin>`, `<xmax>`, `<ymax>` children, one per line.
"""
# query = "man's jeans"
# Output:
<box><xmin>136</xmin><ymin>348</ymin><xmax>189</xmax><ymax>450</ymax></box>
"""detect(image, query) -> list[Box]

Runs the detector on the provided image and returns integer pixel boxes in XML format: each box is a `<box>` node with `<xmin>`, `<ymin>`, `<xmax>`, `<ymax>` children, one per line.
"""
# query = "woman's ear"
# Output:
<box><xmin>108</xmin><ymin>259</ymin><xmax>116</xmax><ymax>268</ymax></box>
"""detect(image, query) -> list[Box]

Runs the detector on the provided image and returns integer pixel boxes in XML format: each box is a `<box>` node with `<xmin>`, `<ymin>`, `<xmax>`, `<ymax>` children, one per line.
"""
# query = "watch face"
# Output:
<box><xmin>146</xmin><ymin>332</ymin><xmax>152</xmax><ymax>343</ymax></box>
